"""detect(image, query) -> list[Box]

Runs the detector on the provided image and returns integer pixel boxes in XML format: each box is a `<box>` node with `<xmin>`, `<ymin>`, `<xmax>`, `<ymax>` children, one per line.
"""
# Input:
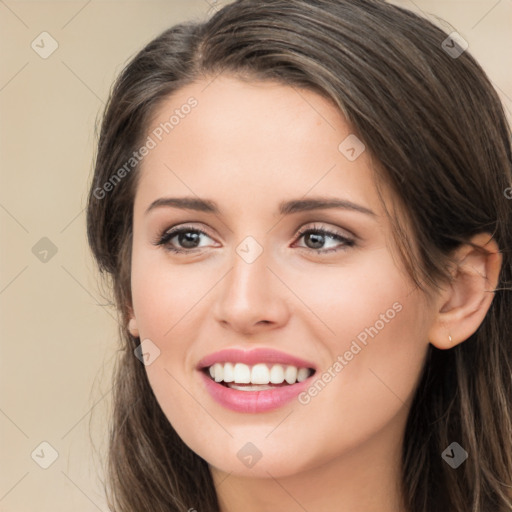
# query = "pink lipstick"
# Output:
<box><xmin>197</xmin><ymin>348</ymin><xmax>317</xmax><ymax>413</ymax></box>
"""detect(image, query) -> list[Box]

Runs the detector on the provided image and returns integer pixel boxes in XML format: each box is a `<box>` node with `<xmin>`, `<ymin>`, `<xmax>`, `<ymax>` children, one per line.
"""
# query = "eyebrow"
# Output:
<box><xmin>145</xmin><ymin>196</ymin><xmax>376</xmax><ymax>217</ymax></box>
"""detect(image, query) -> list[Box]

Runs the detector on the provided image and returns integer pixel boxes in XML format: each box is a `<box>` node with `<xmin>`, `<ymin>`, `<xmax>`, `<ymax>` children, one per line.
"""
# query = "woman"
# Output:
<box><xmin>86</xmin><ymin>0</ymin><xmax>512</xmax><ymax>510</ymax></box>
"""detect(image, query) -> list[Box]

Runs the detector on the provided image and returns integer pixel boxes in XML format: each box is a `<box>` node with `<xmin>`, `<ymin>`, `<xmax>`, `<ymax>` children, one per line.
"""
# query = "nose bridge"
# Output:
<box><xmin>230</xmin><ymin>239</ymin><xmax>269</xmax><ymax>301</ymax></box>
<box><xmin>213</xmin><ymin>234</ymin><xmax>290</xmax><ymax>332</ymax></box>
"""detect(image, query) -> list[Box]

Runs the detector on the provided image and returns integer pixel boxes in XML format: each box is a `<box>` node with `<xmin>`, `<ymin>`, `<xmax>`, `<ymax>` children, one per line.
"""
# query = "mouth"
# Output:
<box><xmin>198</xmin><ymin>360</ymin><xmax>317</xmax><ymax>413</ymax></box>
<box><xmin>201</xmin><ymin>362</ymin><xmax>316</xmax><ymax>391</ymax></box>
<box><xmin>197</xmin><ymin>347</ymin><xmax>318</xmax><ymax>412</ymax></box>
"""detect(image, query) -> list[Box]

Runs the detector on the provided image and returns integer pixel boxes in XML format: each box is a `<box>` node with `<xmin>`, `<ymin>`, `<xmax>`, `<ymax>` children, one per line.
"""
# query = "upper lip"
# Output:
<box><xmin>197</xmin><ymin>348</ymin><xmax>317</xmax><ymax>371</ymax></box>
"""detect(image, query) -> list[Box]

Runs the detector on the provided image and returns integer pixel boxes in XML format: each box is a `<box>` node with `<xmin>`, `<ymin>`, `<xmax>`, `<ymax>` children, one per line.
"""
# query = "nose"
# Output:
<box><xmin>213</xmin><ymin>247</ymin><xmax>291</xmax><ymax>336</ymax></box>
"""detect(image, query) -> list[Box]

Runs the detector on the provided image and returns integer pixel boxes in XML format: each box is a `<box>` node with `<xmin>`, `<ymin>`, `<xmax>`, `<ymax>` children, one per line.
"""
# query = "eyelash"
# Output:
<box><xmin>154</xmin><ymin>223</ymin><xmax>355</xmax><ymax>256</ymax></box>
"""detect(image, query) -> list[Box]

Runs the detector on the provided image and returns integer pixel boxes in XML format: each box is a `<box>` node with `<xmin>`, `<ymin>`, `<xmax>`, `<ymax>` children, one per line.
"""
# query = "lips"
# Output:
<box><xmin>197</xmin><ymin>347</ymin><xmax>317</xmax><ymax>413</ymax></box>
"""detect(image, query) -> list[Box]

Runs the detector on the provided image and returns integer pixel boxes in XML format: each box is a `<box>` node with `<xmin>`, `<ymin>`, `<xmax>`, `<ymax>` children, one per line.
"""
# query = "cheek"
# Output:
<box><xmin>129</xmin><ymin>256</ymin><xmax>208</xmax><ymax>442</ymax></box>
<box><xmin>130</xmin><ymin>252</ymin><xmax>217</xmax><ymax>392</ymax></box>
<box><xmin>291</xmin><ymin>289</ymin><xmax>429</xmax><ymax>464</ymax></box>
<box><xmin>283</xmin><ymin>247</ymin><xmax>418</xmax><ymax>347</ymax></box>
<box><xmin>130</xmin><ymin>250</ymin><xmax>206</xmax><ymax>337</ymax></box>
<box><xmin>293</xmin><ymin>250</ymin><xmax>430</xmax><ymax>417</ymax></box>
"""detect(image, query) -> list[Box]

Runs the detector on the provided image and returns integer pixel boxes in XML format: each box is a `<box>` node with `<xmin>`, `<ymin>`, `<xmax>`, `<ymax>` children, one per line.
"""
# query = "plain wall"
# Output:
<box><xmin>1</xmin><ymin>1</ymin><xmax>510</xmax><ymax>510</ymax></box>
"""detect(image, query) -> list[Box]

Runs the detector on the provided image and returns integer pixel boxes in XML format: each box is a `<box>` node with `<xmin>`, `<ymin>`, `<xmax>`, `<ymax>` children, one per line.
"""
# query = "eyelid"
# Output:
<box><xmin>293</xmin><ymin>222</ymin><xmax>355</xmax><ymax>241</ymax></box>
<box><xmin>153</xmin><ymin>223</ymin><xmax>216</xmax><ymax>247</ymax></box>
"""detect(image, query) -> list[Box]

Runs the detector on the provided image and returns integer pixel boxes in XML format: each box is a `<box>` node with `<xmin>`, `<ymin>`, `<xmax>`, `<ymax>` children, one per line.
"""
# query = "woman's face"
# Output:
<box><xmin>129</xmin><ymin>75</ymin><xmax>435</xmax><ymax>478</ymax></box>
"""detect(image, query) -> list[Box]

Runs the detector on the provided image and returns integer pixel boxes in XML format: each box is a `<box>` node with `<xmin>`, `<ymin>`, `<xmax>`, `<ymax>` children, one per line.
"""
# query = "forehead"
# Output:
<box><xmin>134</xmin><ymin>75</ymin><xmax>383</xmax><ymax>218</ymax></box>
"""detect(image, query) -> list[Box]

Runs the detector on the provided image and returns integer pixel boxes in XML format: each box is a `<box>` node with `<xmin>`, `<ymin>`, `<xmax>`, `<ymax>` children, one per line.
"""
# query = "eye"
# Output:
<box><xmin>154</xmin><ymin>223</ymin><xmax>355</xmax><ymax>255</ymax></box>
<box><xmin>293</xmin><ymin>224</ymin><xmax>355</xmax><ymax>254</ymax></box>
<box><xmin>154</xmin><ymin>225</ymin><xmax>216</xmax><ymax>254</ymax></box>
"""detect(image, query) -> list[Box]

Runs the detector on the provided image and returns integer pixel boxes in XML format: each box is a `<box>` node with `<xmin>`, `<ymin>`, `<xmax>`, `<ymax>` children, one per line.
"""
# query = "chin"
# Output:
<box><xmin>205</xmin><ymin>443</ymin><xmax>317</xmax><ymax>479</ymax></box>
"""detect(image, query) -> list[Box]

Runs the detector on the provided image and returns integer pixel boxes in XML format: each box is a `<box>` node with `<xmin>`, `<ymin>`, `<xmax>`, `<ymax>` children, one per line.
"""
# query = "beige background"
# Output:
<box><xmin>1</xmin><ymin>1</ymin><xmax>510</xmax><ymax>510</ymax></box>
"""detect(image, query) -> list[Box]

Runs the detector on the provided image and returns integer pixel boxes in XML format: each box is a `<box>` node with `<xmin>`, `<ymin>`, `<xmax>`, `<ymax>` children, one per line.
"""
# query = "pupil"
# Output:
<box><xmin>307</xmin><ymin>232</ymin><xmax>324</xmax><ymax>249</ymax></box>
<box><xmin>180</xmin><ymin>232</ymin><xmax>199</xmax><ymax>248</ymax></box>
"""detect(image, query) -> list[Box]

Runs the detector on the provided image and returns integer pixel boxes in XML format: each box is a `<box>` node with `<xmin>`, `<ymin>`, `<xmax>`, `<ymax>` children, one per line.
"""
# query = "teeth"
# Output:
<box><xmin>269</xmin><ymin>364</ymin><xmax>284</xmax><ymax>384</ymax></box>
<box><xmin>228</xmin><ymin>384</ymin><xmax>276</xmax><ymax>391</ymax></box>
<box><xmin>212</xmin><ymin>363</ymin><xmax>223</xmax><ymax>383</ymax></box>
<box><xmin>251</xmin><ymin>363</ymin><xmax>269</xmax><ymax>384</ymax></box>
<box><xmin>234</xmin><ymin>363</ymin><xmax>251</xmax><ymax>383</ymax></box>
<box><xmin>297</xmin><ymin>367</ymin><xmax>310</xmax><ymax>382</ymax></box>
<box><xmin>207</xmin><ymin>362</ymin><xmax>313</xmax><ymax>385</ymax></box>
<box><xmin>284</xmin><ymin>366</ymin><xmax>297</xmax><ymax>384</ymax></box>
<box><xmin>223</xmin><ymin>362</ymin><xmax>234</xmax><ymax>383</ymax></box>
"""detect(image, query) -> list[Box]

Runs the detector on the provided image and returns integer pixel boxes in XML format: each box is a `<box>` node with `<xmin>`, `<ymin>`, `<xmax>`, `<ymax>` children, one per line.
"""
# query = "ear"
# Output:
<box><xmin>428</xmin><ymin>232</ymin><xmax>502</xmax><ymax>349</ymax></box>
<box><xmin>127</xmin><ymin>306</ymin><xmax>139</xmax><ymax>338</ymax></box>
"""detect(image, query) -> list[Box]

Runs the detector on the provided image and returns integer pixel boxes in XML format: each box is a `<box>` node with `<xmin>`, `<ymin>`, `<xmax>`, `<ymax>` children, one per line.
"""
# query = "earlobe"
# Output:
<box><xmin>126</xmin><ymin>302</ymin><xmax>140</xmax><ymax>337</ymax></box>
<box><xmin>128</xmin><ymin>316</ymin><xmax>139</xmax><ymax>338</ymax></box>
<box><xmin>428</xmin><ymin>233</ymin><xmax>502</xmax><ymax>350</ymax></box>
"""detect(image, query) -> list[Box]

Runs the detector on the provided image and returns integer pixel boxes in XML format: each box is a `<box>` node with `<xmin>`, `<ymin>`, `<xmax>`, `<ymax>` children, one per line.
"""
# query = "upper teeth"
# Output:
<box><xmin>208</xmin><ymin>362</ymin><xmax>312</xmax><ymax>384</ymax></box>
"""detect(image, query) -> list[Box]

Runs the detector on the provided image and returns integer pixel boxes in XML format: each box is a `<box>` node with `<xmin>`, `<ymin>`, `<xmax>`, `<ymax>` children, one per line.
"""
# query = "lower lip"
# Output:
<box><xmin>199</xmin><ymin>370</ymin><xmax>314</xmax><ymax>413</ymax></box>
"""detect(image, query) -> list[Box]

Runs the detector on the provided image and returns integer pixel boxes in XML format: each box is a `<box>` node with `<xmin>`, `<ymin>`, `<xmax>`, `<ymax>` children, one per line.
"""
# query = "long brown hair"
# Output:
<box><xmin>86</xmin><ymin>1</ymin><xmax>512</xmax><ymax>510</ymax></box>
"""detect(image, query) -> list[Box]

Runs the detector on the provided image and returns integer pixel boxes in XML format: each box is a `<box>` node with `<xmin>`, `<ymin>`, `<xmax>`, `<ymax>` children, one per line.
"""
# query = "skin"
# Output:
<box><xmin>127</xmin><ymin>75</ymin><xmax>502</xmax><ymax>512</ymax></box>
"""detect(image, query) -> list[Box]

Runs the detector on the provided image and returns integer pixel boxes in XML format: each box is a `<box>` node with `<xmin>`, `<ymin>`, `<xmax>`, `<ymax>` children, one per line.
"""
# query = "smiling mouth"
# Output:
<box><xmin>202</xmin><ymin>362</ymin><xmax>316</xmax><ymax>390</ymax></box>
